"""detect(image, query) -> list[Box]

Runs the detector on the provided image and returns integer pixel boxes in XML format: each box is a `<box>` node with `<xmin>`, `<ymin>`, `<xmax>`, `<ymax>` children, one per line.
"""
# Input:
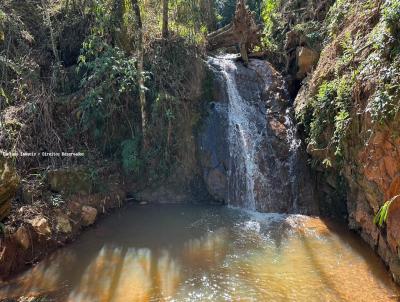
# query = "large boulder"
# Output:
<box><xmin>81</xmin><ymin>206</ymin><xmax>97</xmax><ymax>226</ymax></box>
<box><xmin>55</xmin><ymin>213</ymin><xmax>72</xmax><ymax>234</ymax></box>
<box><xmin>296</xmin><ymin>47</ymin><xmax>319</xmax><ymax>79</ymax></box>
<box><xmin>47</xmin><ymin>168</ymin><xmax>92</xmax><ymax>195</ymax></box>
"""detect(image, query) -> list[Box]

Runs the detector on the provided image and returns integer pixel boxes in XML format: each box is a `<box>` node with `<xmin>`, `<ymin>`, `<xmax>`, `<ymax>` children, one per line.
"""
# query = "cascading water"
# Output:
<box><xmin>210</xmin><ymin>56</ymin><xmax>263</xmax><ymax>210</ymax></box>
<box><xmin>199</xmin><ymin>55</ymin><xmax>317</xmax><ymax>214</ymax></box>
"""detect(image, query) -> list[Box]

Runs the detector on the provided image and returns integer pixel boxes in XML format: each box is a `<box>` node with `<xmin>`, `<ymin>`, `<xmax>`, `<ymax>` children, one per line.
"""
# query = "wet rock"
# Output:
<box><xmin>296</xmin><ymin>47</ymin><xmax>319</xmax><ymax>79</ymax></box>
<box><xmin>30</xmin><ymin>216</ymin><xmax>51</xmax><ymax>237</ymax></box>
<box><xmin>14</xmin><ymin>225</ymin><xmax>30</xmax><ymax>250</ymax></box>
<box><xmin>56</xmin><ymin>214</ymin><xmax>72</xmax><ymax>234</ymax></box>
<box><xmin>47</xmin><ymin>168</ymin><xmax>92</xmax><ymax>195</ymax></box>
<box><xmin>81</xmin><ymin>206</ymin><xmax>97</xmax><ymax>226</ymax></box>
<box><xmin>197</xmin><ymin>100</ymin><xmax>229</xmax><ymax>202</ymax></box>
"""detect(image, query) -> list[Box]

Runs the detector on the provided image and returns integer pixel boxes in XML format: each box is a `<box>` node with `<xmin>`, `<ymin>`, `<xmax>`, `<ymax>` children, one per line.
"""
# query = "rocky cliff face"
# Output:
<box><xmin>294</xmin><ymin>0</ymin><xmax>400</xmax><ymax>282</ymax></box>
<box><xmin>198</xmin><ymin>55</ymin><xmax>317</xmax><ymax>214</ymax></box>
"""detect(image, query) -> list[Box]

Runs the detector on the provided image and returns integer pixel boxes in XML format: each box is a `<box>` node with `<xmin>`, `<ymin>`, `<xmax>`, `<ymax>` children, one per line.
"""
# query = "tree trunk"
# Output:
<box><xmin>206</xmin><ymin>0</ymin><xmax>262</xmax><ymax>63</ymax></box>
<box><xmin>131</xmin><ymin>0</ymin><xmax>149</xmax><ymax>150</ymax></box>
<box><xmin>162</xmin><ymin>0</ymin><xmax>169</xmax><ymax>38</ymax></box>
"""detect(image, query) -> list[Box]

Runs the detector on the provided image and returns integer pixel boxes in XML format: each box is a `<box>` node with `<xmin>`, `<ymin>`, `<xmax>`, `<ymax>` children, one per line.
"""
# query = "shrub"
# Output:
<box><xmin>121</xmin><ymin>138</ymin><xmax>142</xmax><ymax>175</ymax></box>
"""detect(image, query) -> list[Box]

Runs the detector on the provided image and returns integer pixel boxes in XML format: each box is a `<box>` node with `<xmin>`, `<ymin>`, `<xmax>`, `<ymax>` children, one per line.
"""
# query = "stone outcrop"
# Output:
<box><xmin>0</xmin><ymin>174</ymin><xmax>126</xmax><ymax>279</ymax></box>
<box><xmin>295</xmin><ymin>47</ymin><xmax>319</xmax><ymax>79</ymax></box>
<box><xmin>47</xmin><ymin>168</ymin><xmax>92</xmax><ymax>195</ymax></box>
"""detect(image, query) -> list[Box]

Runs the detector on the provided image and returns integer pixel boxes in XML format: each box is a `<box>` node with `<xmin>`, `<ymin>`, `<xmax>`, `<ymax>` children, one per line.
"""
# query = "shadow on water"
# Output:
<box><xmin>322</xmin><ymin>218</ymin><xmax>400</xmax><ymax>291</ymax></box>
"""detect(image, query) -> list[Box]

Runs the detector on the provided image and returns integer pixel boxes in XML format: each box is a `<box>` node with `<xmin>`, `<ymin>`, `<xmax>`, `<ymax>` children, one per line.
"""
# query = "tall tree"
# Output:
<box><xmin>162</xmin><ymin>0</ymin><xmax>169</xmax><ymax>38</ymax></box>
<box><xmin>131</xmin><ymin>0</ymin><xmax>149</xmax><ymax>149</ymax></box>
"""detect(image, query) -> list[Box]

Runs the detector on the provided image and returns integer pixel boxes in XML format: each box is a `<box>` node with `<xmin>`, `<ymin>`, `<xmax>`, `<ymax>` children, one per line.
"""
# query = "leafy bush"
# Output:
<box><xmin>78</xmin><ymin>40</ymin><xmax>138</xmax><ymax>134</ymax></box>
<box><xmin>309</xmin><ymin>81</ymin><xmax>337</xmax><ymax>147</ymax></box>
<box><xmin>307</xmin><ymin>75</ymin><xmax>353</xmax><ymax>159</ymax></box>
<box><xmin>383</xmin><ymin>0</ymin><xmax>400</xmax><ymax>34</ymax></box>
<box><xmin>366</xmin><ymin>52</ymin><xmax>400</xmax><ymax>123</ymax></box>
<box><xmin>325</xmin><ymin>0</ymin><xmax>352</xmax><ymax>38</ymax></box>
<box><xmin>261</xmin><ymin>0</ymin><xmax>283</xmax><ymax>51</ymax></box>
<box><xmin>121</xmin><ymin>138</ymin><xmax>142</xmax><ymax>175</ymax></box>
<box><xmin>293</xmin><ymin>21</ymin><xmax>325</xmax><ymax>50</ymax></box>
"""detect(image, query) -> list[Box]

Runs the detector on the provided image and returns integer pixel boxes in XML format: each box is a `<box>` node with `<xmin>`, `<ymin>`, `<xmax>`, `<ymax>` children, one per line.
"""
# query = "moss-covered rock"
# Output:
<box><xmin>47</xmin><ymin>168</ymin><xmax>92</xmax><ymax>195</ymax></box>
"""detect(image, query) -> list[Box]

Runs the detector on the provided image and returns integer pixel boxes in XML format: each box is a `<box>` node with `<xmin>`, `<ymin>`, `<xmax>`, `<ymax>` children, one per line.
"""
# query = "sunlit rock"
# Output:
<box><xmin>81</xmin><ymin>206</ymin><xmax>97</xmax><ymax>226</ymax></box>
<box><xmin>29</xmin><ymin>216</ymin><xmax>51</xmax><ymax>237</ymax></box>
<box><xmin>14</xmin><ymin>225</ymin><xmax>30</xmax><ymax>250</ymax></box>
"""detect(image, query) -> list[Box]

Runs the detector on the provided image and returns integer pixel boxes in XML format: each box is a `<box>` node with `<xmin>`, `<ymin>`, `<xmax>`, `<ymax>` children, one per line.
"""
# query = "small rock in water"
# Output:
<box><xmin>139</xmin><ymin>201</ymin><xmax>148</xmax><ymax>205</ymax></box>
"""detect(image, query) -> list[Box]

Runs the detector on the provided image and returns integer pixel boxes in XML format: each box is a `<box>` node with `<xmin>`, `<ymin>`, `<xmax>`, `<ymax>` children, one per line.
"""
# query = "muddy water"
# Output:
<box><xmin>0</xmin><ymin>205</ymin><xmax>398</xmax><ymax>301</ymax></box>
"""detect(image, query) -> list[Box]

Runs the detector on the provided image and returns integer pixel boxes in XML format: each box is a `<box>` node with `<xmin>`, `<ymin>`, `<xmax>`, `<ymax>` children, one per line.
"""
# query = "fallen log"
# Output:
<box><xmin>207</xmin><ymin>0</ymin><xmax>263</xmax><ymax>65</ymax></box>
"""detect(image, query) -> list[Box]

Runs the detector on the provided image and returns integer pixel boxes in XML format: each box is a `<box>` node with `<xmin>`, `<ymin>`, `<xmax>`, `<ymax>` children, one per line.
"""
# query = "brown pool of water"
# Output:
<box><xmin>0</xmin><ymin>204</ymin><xmax>398</xmax><ymax>301</ymax></box>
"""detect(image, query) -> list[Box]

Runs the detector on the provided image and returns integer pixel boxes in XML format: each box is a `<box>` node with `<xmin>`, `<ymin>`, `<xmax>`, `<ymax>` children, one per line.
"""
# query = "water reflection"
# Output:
<box><xmin>0</xmin><ymin>205</ymin><xmax>398</xmax><ymax>301</ymax></box>
<box><xmin>183</xmin><ymin>228</ymin><xmax>228</xmax><ymax>269</ymax></box>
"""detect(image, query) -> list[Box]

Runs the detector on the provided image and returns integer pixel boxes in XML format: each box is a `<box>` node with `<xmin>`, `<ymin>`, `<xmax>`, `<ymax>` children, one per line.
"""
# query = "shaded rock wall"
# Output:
<box><xmin>294</xmin><ymin>0</ymin><xmax>400</xmax><ymax>283</ymax></box>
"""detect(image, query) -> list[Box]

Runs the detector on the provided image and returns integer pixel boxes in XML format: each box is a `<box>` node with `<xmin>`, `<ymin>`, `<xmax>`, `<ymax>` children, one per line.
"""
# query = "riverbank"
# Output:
<box><xmin>0</xmin><ymin>165</ymin><xmax>126</xmax><ymax>280</ymax></box>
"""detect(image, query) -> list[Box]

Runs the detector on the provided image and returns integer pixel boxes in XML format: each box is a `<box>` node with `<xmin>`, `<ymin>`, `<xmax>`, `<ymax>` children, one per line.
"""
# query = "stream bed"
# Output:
<box><xmin>0</xmin><ymin>204</ymin><xmax>398</xmax><ymax>301</ymax></box>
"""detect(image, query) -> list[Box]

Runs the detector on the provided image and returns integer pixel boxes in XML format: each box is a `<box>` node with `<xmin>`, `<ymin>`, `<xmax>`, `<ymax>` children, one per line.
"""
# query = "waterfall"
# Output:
<box><xmin>208</xmin><ymin>56</ymin><xmax>259</xmax><ymax>210</ymax></box>
<box><xmin>200</xmin><ymin>55</ymin><xmax>317</xmax><ymax>214</ymax></box>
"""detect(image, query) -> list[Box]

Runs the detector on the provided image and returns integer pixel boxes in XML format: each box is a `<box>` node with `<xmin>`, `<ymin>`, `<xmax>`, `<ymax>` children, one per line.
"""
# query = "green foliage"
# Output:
<box><xmin>309</xmin><ymin>81</ymin><xmax>337</xmax><ymax>147</ymax></box>
<box><xmin>383</xmin><ymin>0</ymin><xmax>400</xmax><ymax>34</ymax></box>
<box><xmin>325</xmin><ymin>0</ymin><xmax>352</xmax><ymax>38</ymax></box>
<box><xmin>216</xmin><ymin>0</ymin><xmax>263</xmax><ymax>27</ymax></box>
<box><xmin>78</xmin><ymin>41</ymin><xmax>138</xmax><ymax>134</ymax></box>
<box><xmin>261</xmin><ymin>0</ymin><xmax>283</xmax><ymax>50</ymax></box>
<box><xmin>121</xmin><ymin>138</ymin><xmax>142</xmax><ymax>175</ymax></box>
<box><xmin>369</xmin><ymin>83</ymin><xmax>400</xmax><ymax>123</ymax></box>
<box><xmin>338</xmin><ymin>32</ymin><xmax>356</xmax><ymax>68</ymax></box>
<box><xmin>293</xmin><ymin>21</ymin><xmax>325</xmax><ymax>50</ymax></box>
<box><xmin>361</xmin><ymin>1</ymin><xmax>400</xmax><ymax>124</ymax></box>
<box><xmin>307</xmin><ymin>75</ymin><xmax>353</xmax><ymax>159</ymax></box>
<box><xmin>373</xmin><ymin>195</ymin><xmax>400</xmax><ymax>227</ymax></box>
